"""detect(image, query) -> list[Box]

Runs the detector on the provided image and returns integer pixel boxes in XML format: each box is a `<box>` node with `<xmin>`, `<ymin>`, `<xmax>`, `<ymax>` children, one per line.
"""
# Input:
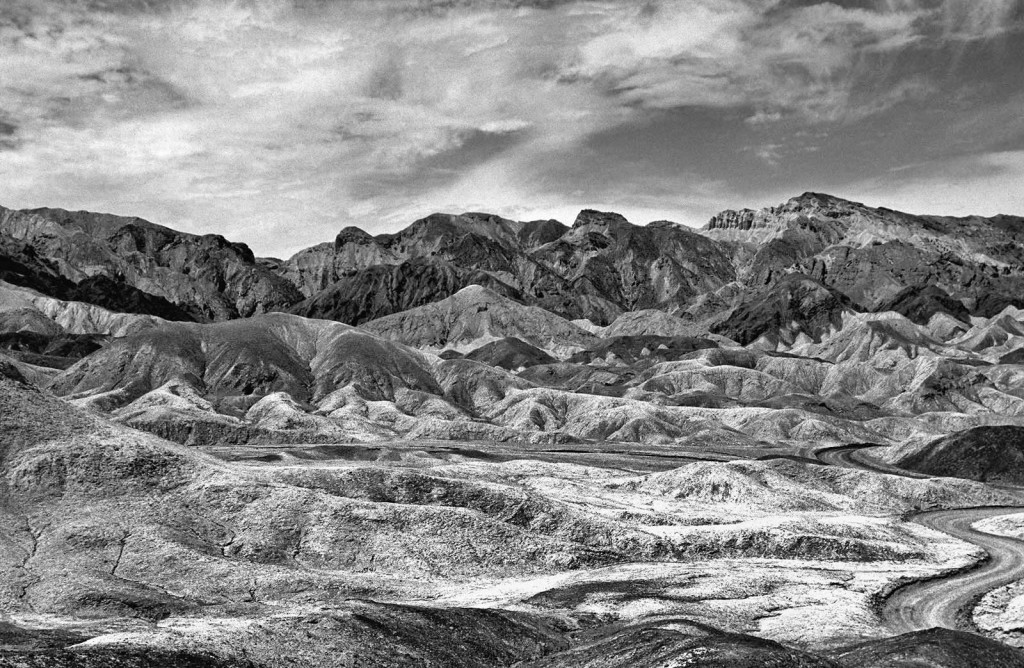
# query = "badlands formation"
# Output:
<box><xmin>2</xmin><ymin>193</ymin><xmax>1024</xmax><ymax>665</ymax></box>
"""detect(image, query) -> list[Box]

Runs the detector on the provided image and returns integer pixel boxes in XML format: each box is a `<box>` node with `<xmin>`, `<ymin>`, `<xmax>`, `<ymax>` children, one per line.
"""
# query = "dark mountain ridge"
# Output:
<box><xmin>2</xmin><ymin>193</ymin><xmax>1022</xmax><ymax>350</ymax></box>
<box><xmin>0</xmin><ymin>205</ymin><xmax>302</xmax><ymax>321</ymax></box>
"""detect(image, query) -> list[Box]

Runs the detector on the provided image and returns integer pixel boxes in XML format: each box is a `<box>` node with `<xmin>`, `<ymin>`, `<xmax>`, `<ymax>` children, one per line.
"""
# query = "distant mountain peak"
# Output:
<box><xmin>788</xmin><ymin>191</ymin><xmax>855</xmax><ymax>206</ymax></box>
<box><xmin>334</xmin><ymin>226</ymin><xmax>374</xmax><ymax>248</ymax></box>
<box><xmin>571</xmin><ymin>209</ymin><xmax>632</xmax><ymax>230</ymax></box>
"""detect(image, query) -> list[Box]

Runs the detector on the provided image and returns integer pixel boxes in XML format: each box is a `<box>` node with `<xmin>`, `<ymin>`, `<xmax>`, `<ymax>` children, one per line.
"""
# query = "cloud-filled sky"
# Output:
<box><xmin>1</xmin><ymin>0</ymin><xmax>1022</xmax><ymax>257</ymax></box>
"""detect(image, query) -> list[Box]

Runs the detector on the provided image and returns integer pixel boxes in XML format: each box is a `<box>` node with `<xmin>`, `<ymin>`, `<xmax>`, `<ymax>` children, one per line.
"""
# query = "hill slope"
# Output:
<box><xmin>360</xmin><ymin>285</ymin><xmax>597</xmax><ymax>356</ymax></box>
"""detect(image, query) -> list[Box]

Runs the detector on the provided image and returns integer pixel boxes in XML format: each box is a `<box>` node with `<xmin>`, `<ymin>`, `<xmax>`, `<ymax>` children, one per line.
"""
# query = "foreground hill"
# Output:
<box><xmin>5</xmin><ymin>363</ymin><xmax>1024</xmax><ymax>665</ymax></box>
<box><xmin>832</xmin><ymin>627</ymin><xmax>1024</xmax><ymax>668</ymax></box>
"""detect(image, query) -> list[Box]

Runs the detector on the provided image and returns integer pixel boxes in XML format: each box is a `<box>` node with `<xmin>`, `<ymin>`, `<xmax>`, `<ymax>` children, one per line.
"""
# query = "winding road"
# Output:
<box><xmin>814</xmin><ymin>444</ymin><xmax>1024</xmax><ymax>634</ymax></box>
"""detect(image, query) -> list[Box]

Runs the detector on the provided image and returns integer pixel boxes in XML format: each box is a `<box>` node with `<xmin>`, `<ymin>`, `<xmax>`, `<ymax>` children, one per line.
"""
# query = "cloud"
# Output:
<box><xmin>854</xmin><ymin>149</ymin><xmax>1024</xmax><ymax>217</ymax></box>
<box><xmin>0</xmin><ymin>0</ymin><xmax>1021</xmax><ymax>256</ymax></box>
<box><xmin>751</xmin><ymin>143</ymin><xmax>784</xmax><ymax>166</ymax></box>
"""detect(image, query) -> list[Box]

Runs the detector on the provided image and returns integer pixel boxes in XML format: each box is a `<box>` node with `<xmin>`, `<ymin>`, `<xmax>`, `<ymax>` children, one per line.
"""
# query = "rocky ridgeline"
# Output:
<box><xmin>4</xmin><ymin>193</ymin><xmax>1024</xmax><ymax>451</ymax></box>
<box><xmin>3</xmin><ymin>193</ymin><xmax>1024</xmax><ymax>333</ymax></box>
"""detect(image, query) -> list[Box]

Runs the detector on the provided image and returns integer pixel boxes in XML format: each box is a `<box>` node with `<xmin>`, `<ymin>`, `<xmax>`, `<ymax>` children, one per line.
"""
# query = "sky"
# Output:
<box><xmin>0</xmin><ymin>0</ymin><xmax>1023</xmax><ymax>257</ymax></box>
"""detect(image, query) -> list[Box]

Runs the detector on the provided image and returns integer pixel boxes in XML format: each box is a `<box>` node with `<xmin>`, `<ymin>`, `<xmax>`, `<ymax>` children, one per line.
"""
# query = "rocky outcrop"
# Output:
<box><xmin>0</xmin><ymin>234</ymin><xmax>193</xmax><ymax>321</ymax></box>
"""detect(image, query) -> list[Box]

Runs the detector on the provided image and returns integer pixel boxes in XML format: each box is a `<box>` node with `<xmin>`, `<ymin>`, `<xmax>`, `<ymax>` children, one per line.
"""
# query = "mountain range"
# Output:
<box><xmin>5</xmin><ymin>193</ymin><xmax>1021</xmax><ymax>335</ymax></box>
<box><xmin>5</xmin><ymin>193</ymin><xmax>1024</xmax><ymax>665</ymax></box>
<box><xmin>3</xmin><ymin>193</ymin><xmax>1024</xmax><ymax>450</ymax></box>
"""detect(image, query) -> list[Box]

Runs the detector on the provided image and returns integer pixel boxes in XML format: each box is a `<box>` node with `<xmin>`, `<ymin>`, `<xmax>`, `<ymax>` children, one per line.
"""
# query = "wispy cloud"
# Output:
<box><xmin>0</xmin><ymin>0</ymin><xmax>1021</xmax><ymax>255</ymax></box>
<box><xmin>857</xmin><ymin>149</ymin><xmax>1024</xmax><ymax>217</ymax></box>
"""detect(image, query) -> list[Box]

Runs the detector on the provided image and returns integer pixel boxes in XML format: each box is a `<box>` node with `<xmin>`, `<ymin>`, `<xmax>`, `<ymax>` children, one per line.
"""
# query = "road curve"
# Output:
<box><xmin>814</xmin><ymin>444</ymin><xmax>1024</xmax><ymax>634</ymax></box>
<box><xmin>884</xmin><ymin>506</ymin><xmax>1024</xmax><ymax>633</ymax></box>
<box><xmin>814</xmin><ymin>443</ymin><xmax>929</xmax><ymax>478</ymax></box>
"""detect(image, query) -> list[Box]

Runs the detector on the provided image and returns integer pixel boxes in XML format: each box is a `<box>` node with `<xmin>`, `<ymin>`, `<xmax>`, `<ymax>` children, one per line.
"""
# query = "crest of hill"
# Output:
<box><xmin>360</xmin><ymin>284</ymin><xmax>596</xmax><ymax>356</ymax></box>
<box><xmin>952</xmin><ymin>309</ymin><xmax>1024</xmax><ymax>355</ymax></box>
<box><xmin>798</xmin><ymin>311</ymin><xmax>945</xmax><ymax>364</ymax></box>
<box><xmin>832</xmin><ymin>627</ymin><xmax>1024</xmax><ymax>668</ymax></box>
<box><xmin>875</xmin><ymin>285</ymin><xmax>971</xmax><ymax>326</ymax></box>
<box><xmin>5</xmin><ymin>193</ymin><xmax>1024</xmax><ymax>350</ymax></box>
<box><xmin>0</xmin><ymin>234</ymin><xmax>194</xmax><ymax>322</ymax></box>
<box><xmin>463</xmin><ymin>337</ymin><xmax>556</xmax><ymax>370</ymax></box>
<box><xmin>0</xmin><ymin>280</ymin><xmax>165</xmax><ymax>338</ymax></box>
<box><xmin>705</xmin><ymin>192</ymin><xmax>1024</xmax><ymax>259</ymax></box>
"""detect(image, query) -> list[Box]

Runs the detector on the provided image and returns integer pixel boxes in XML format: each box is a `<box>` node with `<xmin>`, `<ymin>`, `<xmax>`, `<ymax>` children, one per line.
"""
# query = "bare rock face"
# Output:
<box><xmin>5</xmin><ymin>192</ymin><xmax>1024</xmax><ymax>350</ymax></box>
<box><xmin>280</xmin><ymin>209</ymin><xmax>735</xmax><ymax>325</ymax></box>
<box><xmin>0</xmin><ymin>235</ymin><xmax>193</xmax><ymax>322</ymax></box>
<box><xmin>712</xmin><ymin>274</ymin><xmax>855</xmax><ymax>346</ymax></box>
<box><xmin>529</xmin><ymin>212</ymin><xmax>736</xmax><ymax>322</ymax></box>
<box><xmin>705</xmin><ymin>192</ymin><xmax>1024</xmax><ymax>318</ymax></box>
<box><xmin>0</xmin><ymin>207</ymin><xmax>302</xmax><ymax>321</ymax></box>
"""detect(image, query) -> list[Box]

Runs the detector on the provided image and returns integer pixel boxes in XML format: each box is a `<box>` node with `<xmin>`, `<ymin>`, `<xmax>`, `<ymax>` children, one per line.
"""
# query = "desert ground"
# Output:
<box><xmin>4</xmin><ymin>195</ymin><xmax>1024</xmax><ymax>665</ymax></box>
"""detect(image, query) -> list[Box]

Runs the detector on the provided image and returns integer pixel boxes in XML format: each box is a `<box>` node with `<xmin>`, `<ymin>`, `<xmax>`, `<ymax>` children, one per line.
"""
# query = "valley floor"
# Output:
<box><xmin>6</xmin><ymin>433</ymin><xmax>1024</xmax><ymax>667</ymax></box>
